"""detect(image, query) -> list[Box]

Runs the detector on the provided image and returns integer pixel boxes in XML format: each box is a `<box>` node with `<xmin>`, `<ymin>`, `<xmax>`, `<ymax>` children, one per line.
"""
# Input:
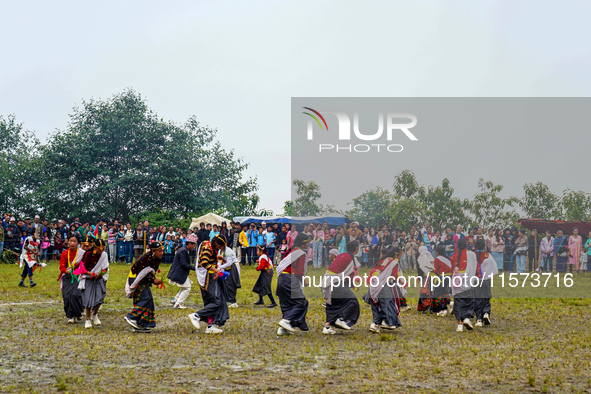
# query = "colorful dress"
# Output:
<box><xmin>125</xmin><ymin>251</ymin><xmax>162</xmax><ymax>329</ymax></box>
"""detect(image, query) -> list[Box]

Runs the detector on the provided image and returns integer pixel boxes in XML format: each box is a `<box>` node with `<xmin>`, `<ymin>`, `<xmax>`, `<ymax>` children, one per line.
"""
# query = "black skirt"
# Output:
<box><xmin>325</xmin><ymin>284</ymin><xmax>360</xmax><ymax>326</ymax></box>
<box><xmin>225</xmin><ymin>265</ymin><xmax>242</xmax><ymax>304</ymax></box>
<box><xmin>62</xmin><ymin>273</ymin><xmax>83</xmax><ymax>319</ymax></box>
<box><xmin>253</xmin><ymin>269</ymin><xmax>273</xmax><ymax>296</ymax></box>
<box><xmin>197</xmin><ymin>275</ymin><xmax>230</xmax><ymax>327</ymax></box>
<box><xmin>275</xmin><ymin>274</ymin><xmax>309</xmax><ymax>331</ymax></box>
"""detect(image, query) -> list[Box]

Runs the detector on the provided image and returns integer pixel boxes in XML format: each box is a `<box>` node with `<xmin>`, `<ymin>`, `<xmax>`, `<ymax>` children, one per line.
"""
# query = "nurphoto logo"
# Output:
<box><xmin>302</xmin><ymin>107</ymin><xmax>418</xmax><ymax>153</ymax></box>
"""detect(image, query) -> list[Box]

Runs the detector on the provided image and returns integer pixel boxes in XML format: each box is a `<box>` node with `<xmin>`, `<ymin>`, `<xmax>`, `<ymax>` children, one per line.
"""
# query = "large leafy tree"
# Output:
<box><xmin>465</xmin><ymin>179</ymin><xmax>519</xmax><ymax>230</ymax></box>
<box><xmin>291</xmin><ymin>179</ymin><xmax>323</xmax><ymax>216</ymax></box>
<box><xmin>423</xmin><ymin>178</ymin><xmax>468</xmax><ymax>231</ymax></box>
<box><xmin>560</xmin><ymin>189</ymin><xmax>591</xmax><ymax>221</ymax></box>
<box><xmin>0</xmin><ymin>115</ymin><xmax>39</xmax><ymax>216</ymax></box>
<box><xmin>32</xmin><ymin>89</ymin><xmax>256</xmax><ymax>222</ymax></box>
<box><xmin>520</xmin><ymin>182</ymin><xmax>561</xmax><ymax>220</ymax></box>
<box><xmin>349</xmin><ymin>187</ymin><xmax>393</xmax><ymax>228</ymax></box>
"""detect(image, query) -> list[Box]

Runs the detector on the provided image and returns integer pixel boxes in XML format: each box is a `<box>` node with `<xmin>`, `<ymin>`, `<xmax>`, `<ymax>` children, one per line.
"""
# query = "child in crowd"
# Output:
<box><xmin>41</xmin><ymin>232</ymin><xmax>51</xmax><ymax>262</ymax></box>
<box><xmin>164</xmin><ymin>235</ymin><xmax>174</xmax><ymax>264</ymax></box>
<box><xmin>279</xmin><ymin>239</ymin><xmax>289</xmax><ymax>259</ymax></box>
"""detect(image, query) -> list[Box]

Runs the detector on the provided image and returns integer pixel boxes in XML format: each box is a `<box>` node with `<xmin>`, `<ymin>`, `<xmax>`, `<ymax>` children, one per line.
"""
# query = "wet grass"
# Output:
<box><xmin>0</xmin><ymin>261</ymin><xmax>590</xmax><ymax>392</ymax></box>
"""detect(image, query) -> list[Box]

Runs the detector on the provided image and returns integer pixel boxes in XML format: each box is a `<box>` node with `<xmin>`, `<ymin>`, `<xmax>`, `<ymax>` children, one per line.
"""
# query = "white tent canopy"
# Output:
<box><xmin>189</xmin><ymin>213</ymin><xmax>232</xmax><ymax>230</ymax></box>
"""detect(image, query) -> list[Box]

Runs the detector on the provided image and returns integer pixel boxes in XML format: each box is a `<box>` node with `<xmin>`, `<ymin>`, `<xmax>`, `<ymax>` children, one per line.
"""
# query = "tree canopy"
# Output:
<box><xmin>4</xmin><ymin>90</ymin><xmax>258</xmax><ymax>222</ymax></box>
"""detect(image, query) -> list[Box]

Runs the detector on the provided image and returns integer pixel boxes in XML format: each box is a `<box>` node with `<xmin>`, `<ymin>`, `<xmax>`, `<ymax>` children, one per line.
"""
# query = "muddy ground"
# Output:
<box><xmin>0</xmin><ymin>263</ymin><xmax>590</xmax><ymax>393</ymax></box>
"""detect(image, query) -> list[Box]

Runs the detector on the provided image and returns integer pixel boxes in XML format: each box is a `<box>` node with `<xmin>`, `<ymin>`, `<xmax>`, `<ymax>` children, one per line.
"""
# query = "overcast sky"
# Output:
<box><xmin>1</xmin><ymin>0</ymin><xmax>590</xmax><ymax>214</ymax></box>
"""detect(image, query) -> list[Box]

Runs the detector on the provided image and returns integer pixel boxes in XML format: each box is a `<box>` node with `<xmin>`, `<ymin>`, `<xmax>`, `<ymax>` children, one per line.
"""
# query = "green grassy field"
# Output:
<box><xmin>0</xmin><ymin>261</ymin><xmax>590</xmax><ymax>393</ymax></box>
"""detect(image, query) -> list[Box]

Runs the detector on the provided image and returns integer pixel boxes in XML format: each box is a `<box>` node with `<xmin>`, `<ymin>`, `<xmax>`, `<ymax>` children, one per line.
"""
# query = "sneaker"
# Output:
<box><xmin>188</xmin><ymin>313</ymin><xmax>201</xmax><ymax>330</ymax></box>
<box><xmin>334</xmin><ymin>318</ymin><xmax>351</xmax><ymax>330</ymax></box>
<box><xmin>448</xmin><ymin>301</ymin><xmax>454</xmax><ymax>315</ymax></box>
<box><xmin>400</xmin><ymin>306</ymin><xmax>411</xmax><ymax>312</ymax></box>
<box><xmin>369</xmin><ymin>323</ymin><xmax>381</xmax><ymax>333</ymax></box>
<box><xmin>322</xmin><ymin>326</ymin><xmax>337</xmax><ymax>335</ymax></box>
<box><xmin>380</xmin><ymin>320</ymin><xmax>397</xmax><ymax>330</ymax></box>
<box><xmin>228</xmin><ymin>303</ymin><xmax>239</xmax><ymax>308</ymax></box>
<box><xmin>170</xmin><ymin>298</ymin><xmax>176</xmax><ymax>305</ymax></box>
<box><xmin>205</xmin><ymin>325</ymin><xmax>223</xmax><ymax>334</ymax></box>
<box><xmin>18</xmin><ymin>282</ymin><xmax>26</xmax><ymax>287</ymax></box>
<box><xmin>436</xmin><ymin>310</ymin><xmax>448</xmax><ymax>317</ymax></box>
<box><xmin>67</xmin><ymin>318</ymin><xmax>76</xmax><ymax>324</ymax></box>
<box><xmin>462</xmin><ymin>318</ymin><xmax>473</xmax><ymax>330</ymax></box>
<box><xmin>277</xmin><ymin>327</ymin><xmax>293</xmax><ymax>336</ymax></box>
<box><xmin>278</xmin><ymin>319</ymin><xmax>295</xmax><ymax>333</ymax></box>
<box><xmin>456</xmin><ymin>324</ymin><xmax>463</xmax><ymax>332</ymax></box>
<box><xmin>254</xmin><ymin>300</ymin><xmax>264</xmax><ymax>305</ymax></box>
<box><xmin>85</xmin><ymin>319</ymin><xmax>92</xmax><ymax>329</ymax></box>
<box><xmin>475</xmin><ymin>320</ymin><xmax>483</xmax><ymax>327</ymax></box>
<box><xmin>483</xmin><ymin>313</ymin><xmax>491</xmax><ymax>325</ymax></box>
<box><xmin>132</xmin><ymin>328</ymin><xmax>152</xmax><ymax>333</ymax></box>
<box><xmin>76</xmin><ymin>317</ymin><xmax>83</xmax><ymax>322</ymax></box>
<box><xmin>267</xmin><ymin>303</ymin><xmax>278</xmax><ymax>308</ymax></box>
<box><xmin>124</xmin><ymin>316</ymin><xmax>141</xmax><ymax>330</ymax></box>
<box><xmin>174</xmin><ymin>304</ymin><xmax>187</xmax><ymax>309</ymax></box>
<box><xmin>91</xmin><ymin>314</ymin><xmax>101</xmax><ymax>326</ymax></box>
<box><xmin>321</xmin><ymin>303</ymin><xmax>326</xmax><ymax>308</ymax></box>
<box><xmin>29</xmin><ymin>282</ymin><xmax>37</xmax><ymax>288</ymax></box>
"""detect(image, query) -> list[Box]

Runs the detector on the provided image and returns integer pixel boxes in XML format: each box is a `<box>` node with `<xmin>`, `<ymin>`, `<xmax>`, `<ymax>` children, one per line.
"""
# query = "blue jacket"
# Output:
<box><xmin>167</xmin><ymin>246</ymin><xmax>195</xmax><ymax>284</ymax></box>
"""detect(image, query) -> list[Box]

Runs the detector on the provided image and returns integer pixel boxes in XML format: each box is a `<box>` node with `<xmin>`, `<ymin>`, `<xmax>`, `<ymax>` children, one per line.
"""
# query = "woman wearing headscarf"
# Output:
<box><xmin>321</xmin><ymin>240</ymin><xmax>361</xmax><ymax>335</ymax></box>
<box><xmin>275</xmin><ymin>233</ymin><xmax>311</xmax><ymax>335</ymax></box>
<box><xmin>553</xmin><ymin>230</ymin><xmax>568</xmax><ymax>273</ymax></box>
<box><xmin>451</xmin><ymin>239</ymin><xmax>477</xmax><ymax>332</ymax></box>
<box><xmin>416</xmin><ymin>245</ymin><xmax>435</xmax><ymax>313</ymax></box>
<box><xmin>364</xmin><ymin>246</ymin><xmax>404</xmax><ymax>333</ymax></box>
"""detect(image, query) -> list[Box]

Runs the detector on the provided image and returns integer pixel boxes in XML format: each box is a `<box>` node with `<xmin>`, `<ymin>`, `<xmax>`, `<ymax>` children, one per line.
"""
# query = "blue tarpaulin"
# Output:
<box><xmin>233</xmin><ymin>215</ymin><xmax>349</xmax><ymax>226</ymax></box>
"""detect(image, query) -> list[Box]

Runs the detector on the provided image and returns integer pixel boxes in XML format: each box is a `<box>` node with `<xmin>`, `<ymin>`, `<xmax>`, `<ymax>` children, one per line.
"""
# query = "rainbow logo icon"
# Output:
<box><xmin>302</xmin><ymin>107</ymin><xmax>329</xmax><ymax>131</ymax></box>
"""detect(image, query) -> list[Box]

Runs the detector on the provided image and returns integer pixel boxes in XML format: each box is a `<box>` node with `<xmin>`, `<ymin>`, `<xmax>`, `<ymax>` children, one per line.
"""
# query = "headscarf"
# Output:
<box><xmin>417</xmin><ymin>245</ymin><xmax>434</xmax><ymax>275</ymax></box>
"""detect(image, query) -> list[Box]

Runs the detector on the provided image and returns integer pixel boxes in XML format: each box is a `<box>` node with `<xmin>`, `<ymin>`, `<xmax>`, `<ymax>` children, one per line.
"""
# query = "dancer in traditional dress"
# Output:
<box><xmin>76</xmin><ymin>238</ymin><xmax>109</xmax><ymax>329</ymax></box>
<box><xmin>275</xmin><ymin>233</ymin><xmax>311</xmax><ymax>336</ymax></box>
<box><xmin>473</xmin><ymin>239</ymin><xmax>498</xmax><ymax>327</ymax></box>
<box><xmin>431</xmin><ymin>245</ymin><xmax>453</xmax><ymax>317</ymax></box>
<box><xmin>124</xmin><ymin>241</ymin><xmax>164</xmax><ymax>333</ymax></box>
<box><xmin>58</xmin><ymin>234</ymin><xmax>84</xmax><ymax>323</ymax></box>
<box><xmin>18</xmin><ymin>233</ymin><xmax>46</xmax><ymax>288</ymax></box>
<box><xmin>451</xmin><ymin>239</ymin><xmax>477</xmax><ymax>332</ymax></box>
<box><xmin>321</xmin><ymin>240</ymin><xmax>361</xmax><ymax>334</ymax></box>
<box><xmin>218</xmin><ymin>240</ymin><xmax>241</xmax><ymax>308</ymax></box>
<box><xmin>364</xmin><ymin>246</ymin><xmax>404</xmax><ymax>333</ymax></box>
<box><xmin>417</xmin><ymin>245</ymin><xmax>435</xmax><ymax>313</ymax></box>
<box><xmin>168</xmin><ymin>234</ymin><xmax>197</xmax><ymax>309</ymax></box>
<box><xmin>188</xmin><ymin>235</ymin><xmax>229</xmax><ymax>334</ymax></box>
<box><xmin>253</xmin><ymin>245</ymin><xmax>277</xmax><ymax>307</ymax></box>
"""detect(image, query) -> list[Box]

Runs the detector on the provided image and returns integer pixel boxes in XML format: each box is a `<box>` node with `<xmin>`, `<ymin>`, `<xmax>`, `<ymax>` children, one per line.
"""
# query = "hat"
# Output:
<box><xmin>150</xmin><ymin>241</ymin><xmax>163</xmax><ymax>251</ymax></box>
<box><xmin>329</xmin><ymin>249</ymin><xmax>339</xmax><ymax>256</ymax></box>
<box><xmin>261</xmin><ymin>221</ymin><xmax>266</xmax><ymax>225</ymax></box>
<box><xmin>186</xmin><ymin>234</ymin><xmax>198</xmax><ymax>244</ymax></box>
